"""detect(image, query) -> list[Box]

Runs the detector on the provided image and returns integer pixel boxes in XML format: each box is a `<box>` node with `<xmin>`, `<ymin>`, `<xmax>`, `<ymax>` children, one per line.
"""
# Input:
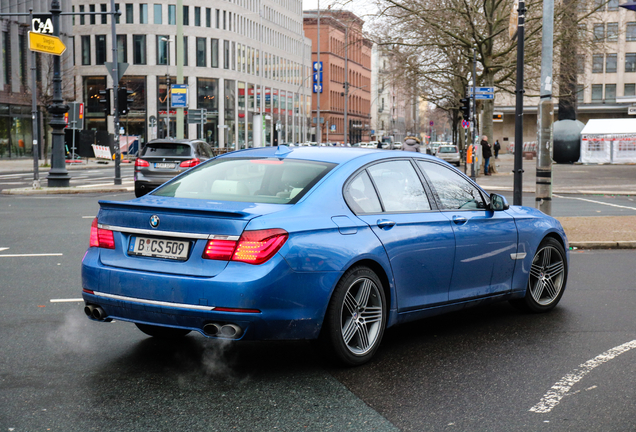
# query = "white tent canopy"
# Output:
<box><xmin>580</xmin><ymin>119</ymin><xmax>636</xmax><ymax>164</ymax></box>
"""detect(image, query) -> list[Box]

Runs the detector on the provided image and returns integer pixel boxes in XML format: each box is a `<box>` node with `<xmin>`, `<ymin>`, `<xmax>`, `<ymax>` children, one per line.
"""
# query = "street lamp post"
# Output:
<box><xmin>161</xmin><ymin>37</ymin><xmax>172</xmax><ymax>138</ymax></box>
<box><xmin>46</xmin><ymin>0</ymin><xmax>70</xmax><ymax>187</ymax></box>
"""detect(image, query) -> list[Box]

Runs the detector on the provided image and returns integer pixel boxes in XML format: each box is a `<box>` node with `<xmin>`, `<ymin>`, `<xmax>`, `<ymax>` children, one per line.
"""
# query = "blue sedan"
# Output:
<box><xmin>82</xmin><ymin>146</ymin><xmax>569</xmax><ymax>365</ymax></box>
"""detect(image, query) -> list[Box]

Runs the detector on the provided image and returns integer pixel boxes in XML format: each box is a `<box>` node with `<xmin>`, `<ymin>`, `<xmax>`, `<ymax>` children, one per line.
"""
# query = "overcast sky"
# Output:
<box><xmin>302</xmin><ymin>0</ymin><xmax>378</xmax><ymax>21</ymax></box>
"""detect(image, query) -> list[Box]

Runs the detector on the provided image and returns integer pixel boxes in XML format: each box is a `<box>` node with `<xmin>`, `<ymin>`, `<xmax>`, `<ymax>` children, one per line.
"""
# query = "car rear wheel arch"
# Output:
<box><xmin>342</xmin><ymin>258</ymin><xmax>393</xmax><ymax>316</ymax></box>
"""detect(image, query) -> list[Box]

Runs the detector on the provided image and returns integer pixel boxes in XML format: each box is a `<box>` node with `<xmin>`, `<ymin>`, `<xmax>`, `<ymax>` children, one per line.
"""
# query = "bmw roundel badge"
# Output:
<box><xmin>149</xmin><ymin>215</ymin><xmax>160</xmax><ymax>228</ymax></box>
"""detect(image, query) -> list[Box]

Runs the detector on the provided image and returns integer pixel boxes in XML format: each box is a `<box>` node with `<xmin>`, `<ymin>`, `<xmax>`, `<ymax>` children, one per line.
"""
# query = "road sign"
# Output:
<box><xmin>312</xmin><ymin>117</ymin><xmax>324</xmax><ymax>124</ymax></box>
<box><xmin>313</xmin><ymin>83</ymin><xmax>323</xmax><ymax>93</ymax></box>
<box><xmin>31</xmin><ymin>14</ymin><xmax>54</xmax><ymax>34</ymax></box>
<box><xmin>475</xmin><ymin>93</ymin><xmax>494</xmax><ymax>100</ymax></box>
<box><xmin>629</xmin><ymin>106</ymin><xmax>636</xmax><ymax>115</ymax></box>
<box><xmin>313</xmin><ymin>61</ymin><xmax>323</xmax><ymax>72</ymax></box>
<box><xmin>104</xmin><ymin>62</ymin><xmax>129</xmax><ymax>84</ymax></box>
<box><xmin>469</xmin><ymin>87</ymin><xmax>494</xmax><ymax>94</ymax></box>
<box><xmin>462</xmin><ymin>120</ymin><xmax>470</xmax><ymax>129</ymax></box>
<box><xmin>28</xmin><ymin>31</ymin><xmax>66</xmax><ymax>56</ymax></box>
<box><xmin>330</xmin><ymin>124</ymin><xmax>336</xmax><ymax>132</ymax></box>
<box><xmin>67</xmin><ymin>102</ymin><xmax>84</xmax><ymax>129</ymax></box>
<box><xmin>313</xmin><ymin>72</ymin><xmax>323</xmax><ymax>82</ymax></box>
<box><xmin>171</xmin><ymin>84</ymin><xmax>188</xmax><ymax>108</ymax></box>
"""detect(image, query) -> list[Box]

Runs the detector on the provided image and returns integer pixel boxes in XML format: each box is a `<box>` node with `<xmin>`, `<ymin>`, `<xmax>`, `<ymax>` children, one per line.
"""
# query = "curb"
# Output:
<box><xmin>1</xmin><ymin>186</ymin><xmax>133</xmax><ymax>195</ymax></box>
<box><xmin>569</xmin><ymin>241</ymin><xmax>636</xmax><ymax>250</ymax></box>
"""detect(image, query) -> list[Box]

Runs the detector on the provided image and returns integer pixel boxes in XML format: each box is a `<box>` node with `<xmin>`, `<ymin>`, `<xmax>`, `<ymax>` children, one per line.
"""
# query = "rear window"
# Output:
<box><xmin>141</xmin><ymin>143</ymin><xmax>193</xmax><ymax>157</ymax></box>
<box><xmin>153</xmin><ymin>157</ymin><xmax>336</xmax><ymax>204</ymax></box>
<box><xmin>438</xmin><ymin>146</ymin><xmax>458</xmax><ymax>153</ymax></box>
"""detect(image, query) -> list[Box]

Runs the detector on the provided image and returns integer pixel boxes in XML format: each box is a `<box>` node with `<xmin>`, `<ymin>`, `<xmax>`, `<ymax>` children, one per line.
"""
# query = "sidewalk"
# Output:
<box><xmin>0</xmin><ymin>158</ymin><xmax>133</xmax><ymax>194</ymax></box>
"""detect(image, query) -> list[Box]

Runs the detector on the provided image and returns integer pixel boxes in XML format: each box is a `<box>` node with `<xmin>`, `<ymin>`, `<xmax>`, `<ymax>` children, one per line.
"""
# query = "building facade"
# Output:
<box><xmin>303</xmin><ymin>10</ymin><xmax>371</xmax><ymax>144</ymax></box>
<box><xmin>0</xmin><ymin>0</ymin><xmax>74</xmax><ymax>159</ymax></box>
<box><xmin>51</xmin><ymin>0</ymin><xmax>312</xmax><ymax>152</ymax></box>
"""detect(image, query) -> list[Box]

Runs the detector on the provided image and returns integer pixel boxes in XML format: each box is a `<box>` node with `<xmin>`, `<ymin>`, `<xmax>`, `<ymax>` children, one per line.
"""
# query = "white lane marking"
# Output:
<box><xmin>0</xmin><ymin>173</ymin><xmax>33</xmax><ymax>178</ymax></box>
<box><xmin>553</xmin><ymin>194</ymin><xmax>636</xmax><ymax>211</ymax></box>
<box><xmin>530</xmin><ymin>339</ymin><xmax>636</xmax><ymax>414</ymax></box>
<box><xmin>77</xmin><ymin>181</ymin><xmax>133</xmax><ymax>188</ymax></box>
<box><xmin>0</xmin><ymin>247</ymin><xmax>8</xmax><ymax>252</ymax></box>
<box><xmin>50</xmin><ymin>298</ymin><xmax>84</xmax><ymax>303</ymax></box>
<box><xmin>82</xmin><ymin>216</ymin><xmax>96</xmax><ymax>219</ymax></box>
<box><xmin>0</xmin><ymin>253</ymin><xmax>63</xmax><ymax>257</ymax></box>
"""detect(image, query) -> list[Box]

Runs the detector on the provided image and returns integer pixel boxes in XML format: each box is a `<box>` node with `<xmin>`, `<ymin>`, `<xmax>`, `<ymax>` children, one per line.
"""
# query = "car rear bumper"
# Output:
<box><xmin>81</xmin><ymin>248</ymin><xmax>340</xmax><ymax>340</ymax></box>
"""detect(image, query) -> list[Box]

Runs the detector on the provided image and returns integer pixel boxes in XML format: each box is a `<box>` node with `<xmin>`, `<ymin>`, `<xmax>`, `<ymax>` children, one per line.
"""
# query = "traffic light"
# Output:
<box><xmin>98</xmin><ymin>89</ymin><xmax>111</xmax><ymax>116</ymax></box>
<box><xmin>460</xmin><ymin>97</ymin><xmax>470</xmax><ymax>121</ymax></box>
<box><xmin>118</xmin><ymin>87</ymin><xmax>134</xmax><ymax>115</ymax></box>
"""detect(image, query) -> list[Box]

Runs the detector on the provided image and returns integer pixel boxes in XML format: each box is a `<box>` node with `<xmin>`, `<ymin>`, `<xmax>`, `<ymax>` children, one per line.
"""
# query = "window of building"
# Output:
<box><xmin>183</xmin><ymin>5</ymin><xmax>189</xmax><ymax>25</ymax></box>
<box><xmin>2</xmin><ymin>31</ymin><xmax>9</xmax><ymax>86</ymax></box>
<box><xmin>626</xmin><ymin>53</ymin><xmax>636</xmax><ymax>73</ymax></box>
<box><xmin>223</xmin><ymin>11</ymin><xmax>227</xmax><ymax>30</ymax></box>
<box><xmin>81</xmin><ymin>35</ymin><xmax>91</xmax><ymax>65</ymax></box>
<box><xmin>90</xmin><ymin>5</ymin><xmax>96</xmax><ymax>25</ymax></box>
<box><xmin>18</xmin><ymin>33</ymin><xmax>26</xmax><ymax>87</ymax></box>
<box><xmin>101</xmin><ymin>4</ymin><xmax>107</xmax><ymax>24</ymax></box>
<box><xmin>117</xmin><ymin>35</ymin><xmax>127</xmax><ymax>63</ymax></box>
<box><xmin>140</xmin><ymin>4</ymin><xmax>148</xmax><ymax>24</ymax></box>
<box><xmin>606</xmin><ymin>53</ymin><xmax>617</xmax><ymax>73</ymax></box>
<box><xmin>114</xmin><ymin>3</ymin><xmax>120</xmax><ymax>24</ymax></box>
<box><xmin>592</xmin><ymin>54</ymin><xmax>604</xmax><ymax>73</ymax></box>
<box><xmin>196</xmin><ymin>37</ymin><xmax>206</xmax><ymax>67</ymax></box>
<box><xmin>591</xmin><ymin>84</ymin><xmax>603</xmax><ymax>101</ymax></box>
<box><xmin>224</xmin><ymin>40</ymin><xmax>230</xmax><ymax>69</ymax></box>
<box><xmin>177</xmin><ymin>36</ymin><xmax>188</xmax><ymax>66</ymax></box>
<box><xmin>126</xmin><ymin>4</ymin><xmax>133</xmax><ymax>23</ymax></box>
<box><xmin>594</xmin><ymin>0</ymin><xmax>605</xmax><ymax>11</ymax></box>
<box><xmin>157</xmin><ymin>36</ymin><xmax>169</xmax><ymax>65</ymax></box>
<box><xmin>625</xmin><ymin>83</ymin><xmax>636</xmax><ymax>97</ymax></box>
<box><xmin>576</xmin><ymin>85</ymin><xmax>584</xmax><ymax>103</ymax></box>
<box><xmin>95</xmin><ymin>35</ymin><xmax>107</xmax><ymax>65</ymax></box>
<box><xmin>195</xmin><ymin>7</ymin><xmax>201</xmax><ymax>26</ymax></box>
<box><xmin>607</xmin><ymin>23</ymin><xmax>618</xmax><ymax>42</ymax></box>
<box><xmin>83</xmin><ymin>76</ymin><xmax>107</xmax><ymax>119</ymax></box>
<box><xmin>593</xmin><ymin>23</ymin><xmax>604</xmax><ymax>42</ymax></box>
<box><xmin>216</xmin><ymin>9</ymin><xmax>220</xmax><ymax>29</ymax></box>
<box><xmin>577</xmin><ymin>55</ymin><xmax>585</xmax><ymax>74</ymax></box>
<box><xmin>79</xmin><ymin>5</ymin><xmax>85</xmax><ymax>25</ymax></box>
<box><xmin>608</xmin><ymin>0</ymin><xmax>619</xmax><ymax>11</ymax></box>
<box><xmin>154</xmin><ymin>4</ymin><xmax>162</xmax><ymax>24</ymax></box>
<box><xmin>133</xmin><ymin>35</ymin><xmax>146</xmax><ymax>64</ymax></box>
<box><xmin>605</xmin><ymin>84</ymin><xmax>616</xmax><ymax>102</ymax></box>
<box><xmin>206</xmin><ymin>8</ymin><xmax>211</xmax><ymax>27</ymax></box>
<box><xmin>211</xmin><ymin>39</ymin><xmax>219</xmax><ymax>68</ymax></box>
<box><xmin>232</xmin><ymin>41</ymin><xmax>236</xmax><ymax>70</ymax></box>
<box><xmin>628</xmin><ymin>23</ymin><xmax>636</xmax><ymax>41</ymax></box>
<box><xmin>168</xmin><ymin>5</ymin><xmax>176</xmax><ymax>24</ymax></box>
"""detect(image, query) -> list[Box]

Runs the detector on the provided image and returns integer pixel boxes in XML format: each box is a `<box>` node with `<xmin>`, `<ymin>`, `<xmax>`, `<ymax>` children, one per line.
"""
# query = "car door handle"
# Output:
<box><xmin>377</xmin><ymin>219</ymin><xmax>396</xmax><ymax>230</ymax></box>
<box><xmin>452</xmin><ymin>215</ymin><xmax>468</xmax><ymax>225</ymax></box>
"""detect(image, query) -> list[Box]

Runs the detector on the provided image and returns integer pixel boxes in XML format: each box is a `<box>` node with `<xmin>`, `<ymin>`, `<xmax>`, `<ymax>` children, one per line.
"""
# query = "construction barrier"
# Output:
<box><xmin>92</xmin><ymin>144</ymin><xmax>112</xmax><ymax>160</ymax></box>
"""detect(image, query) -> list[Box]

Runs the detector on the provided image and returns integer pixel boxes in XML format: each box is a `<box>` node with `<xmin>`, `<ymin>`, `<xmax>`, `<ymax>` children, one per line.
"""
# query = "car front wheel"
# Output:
<box><xmin>511</xmin><ymin>237</ymin><xmax>568</xmax><ymax>313</ymax></box>
<box><xmin>321</xmin><ymin>266</ymin><xmax>387</xmax><ymax>366</ymax></box>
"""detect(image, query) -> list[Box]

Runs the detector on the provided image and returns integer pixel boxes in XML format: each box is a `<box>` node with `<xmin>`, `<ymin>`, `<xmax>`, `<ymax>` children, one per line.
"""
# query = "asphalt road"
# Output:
<box><xmin>1</xmin><ymin>193</ymin><xmax>635</xmax><ymax>431</ymax></box>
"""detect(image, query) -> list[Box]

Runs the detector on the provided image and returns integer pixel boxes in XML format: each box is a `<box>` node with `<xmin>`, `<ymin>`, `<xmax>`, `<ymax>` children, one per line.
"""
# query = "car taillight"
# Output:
<box><xmin>89</xmin><ymin>218</ymin><xmax>115</xmax><ymax>249</ymax></box>
<box><xmin>180</xmin><ymin>158</ymin><xmax>200</xmax><ymax>168</ymax></box>
<box><xmin>135</xmin><ymin>158</ymin><xmax>150</xmax><ymax>168</ymax></box>
<box><xmin>202</xmin><ymin>229</ymin><xmax>288</xmax><ymax>265</ymax></box>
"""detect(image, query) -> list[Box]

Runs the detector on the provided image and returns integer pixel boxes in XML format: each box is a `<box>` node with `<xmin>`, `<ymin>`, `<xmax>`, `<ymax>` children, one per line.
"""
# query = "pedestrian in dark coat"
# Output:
<box><xmin>402</xmin><ymin>136</ymin><xmax>421</xmax><ymax>152</ymax></box>
<box><xmin>494</xmin><ymin>140</ymin><xmax>501</xmax><ymax>159</ymax></box>
<box><xmin>481</xmin><ymin>135</ymin><xmax>492</xmax><ymax>175</ymax></box>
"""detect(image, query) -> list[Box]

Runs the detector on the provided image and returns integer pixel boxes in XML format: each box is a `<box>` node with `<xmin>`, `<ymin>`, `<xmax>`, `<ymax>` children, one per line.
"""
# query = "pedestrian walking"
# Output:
<box><xmin>481</xmin><ymin>135</ymin><xmax>492</xmax><ymax>175</ymax></box>
<box><xmin>402</xmin><ymin>136</ymin><xmax>421</xmax><ymax>152</ymax></box>
<box><xmin>494</xmin><ymin>139</ymin><xmax>501</xmax><ymax>159</ymax></box>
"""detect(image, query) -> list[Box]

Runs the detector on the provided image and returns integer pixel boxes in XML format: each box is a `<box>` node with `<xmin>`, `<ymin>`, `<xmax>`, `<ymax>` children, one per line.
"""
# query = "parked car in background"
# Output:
<box><xmin>134</xmin><ymin>139</ymin><xmax>213</xmax><ymax>197</ymax></box>
<box><xmin>84</xmin><ymin>147</ymin><xmax>569</xmax><ymax>366</ymax></box>
<box><xmin>428</xmin><ymin>142</ymin><xmax>444</xmax><ymax>155</ymax></box>
<box><xmin>392</xmin><ymin>142</ymin><xmax>403</xmax><ymax>150</ymax></box>
<box><xmin>436</xmin><ymin>145</ymin><xmax>461</xmax><ymax>166</ymax></box>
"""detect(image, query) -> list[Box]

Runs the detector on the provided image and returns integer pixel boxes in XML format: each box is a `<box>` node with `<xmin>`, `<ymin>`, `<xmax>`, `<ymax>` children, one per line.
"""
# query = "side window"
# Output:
<box><xmin>344</xmin><ymin>171</ymin><xmax>382</xmax><ymax>214</ymax></box>
<box><xmin>367</xmin><ymin>160</ymin><xmax>431</xmax><ymax>212</ymax></box>
<box><xmin>197</xmin><ymin>142</ymin><xmax>211</xmax><ymax>158</ymax></box>
<box><xmin>417</xmin><ymin>161</ymin><xmax>485</xmax><ymax>210</ymax></box>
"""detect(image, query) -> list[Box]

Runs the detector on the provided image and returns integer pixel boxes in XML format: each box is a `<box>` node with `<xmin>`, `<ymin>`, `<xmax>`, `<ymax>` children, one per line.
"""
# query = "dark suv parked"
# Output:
<box><xmin>134</xmin><ymin>139</ymin><xmax>213</xmax><ymax>197</ymax></box>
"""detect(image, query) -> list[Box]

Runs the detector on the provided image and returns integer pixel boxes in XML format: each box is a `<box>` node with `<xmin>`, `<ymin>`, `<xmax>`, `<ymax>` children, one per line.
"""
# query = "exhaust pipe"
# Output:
<box><xmin>84</xmin><ymin>305</ymin><xmax>95</xmax><ymax>317</ymax></box>
<box><xmin>220</xmin><ymin>324</ymin><xmax>241</xmax><ymax>338</ymax></box>
<box><xmin>203</xmin><ymin>323</ymin><xmax>221</xmax><ymax>336</ymax></box>
<box><xmin>92</xmin><ymin>306</ymin><xmax>107</xmax><ymax>321</ymax></box>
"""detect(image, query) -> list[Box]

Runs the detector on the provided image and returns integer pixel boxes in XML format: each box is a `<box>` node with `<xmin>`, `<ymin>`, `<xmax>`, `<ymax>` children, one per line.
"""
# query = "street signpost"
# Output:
<box><xmin>188</xmin><ymin>108</ymin><xmax>207</xmax><ymax>137</ymax></box>
<box><xmin>28</xmin><ymin>31</ymin><xmax>66</xmax><ymax>55</ymax></box>
<box><xmin>475</xmin><ymin>93</ymin><xmax>494</xmax><ymax>100</ymax></box>
<box><xmin>171</xmin><ymin>84</ymin><xmax>188</xmax><ymax>108</ymax></box>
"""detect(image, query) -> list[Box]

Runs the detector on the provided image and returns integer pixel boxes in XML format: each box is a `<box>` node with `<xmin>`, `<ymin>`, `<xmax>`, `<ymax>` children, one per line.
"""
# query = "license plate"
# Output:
<box><xmin>155</xmin><ymin>162</ymin><xmax>176</xmax><ymax>169</ymax></box>
<box><xmin>128</xmin><ymin>236</ymin><xmax>189</xmax><ymax>260</ymax></box>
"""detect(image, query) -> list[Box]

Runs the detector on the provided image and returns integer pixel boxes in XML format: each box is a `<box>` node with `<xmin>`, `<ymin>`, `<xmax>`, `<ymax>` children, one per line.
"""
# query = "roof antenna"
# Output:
<box><xmin>275</xmin><ymin>145</ymin><xmax>293</xmax><ymax>156</ymax></box>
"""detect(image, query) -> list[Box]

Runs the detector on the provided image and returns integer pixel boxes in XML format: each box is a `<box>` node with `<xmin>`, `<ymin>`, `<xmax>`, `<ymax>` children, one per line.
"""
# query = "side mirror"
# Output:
<box><xmin>489</xmin><ymin>193</ymin><xmax>510</xmax><ymax>211</ymax></box>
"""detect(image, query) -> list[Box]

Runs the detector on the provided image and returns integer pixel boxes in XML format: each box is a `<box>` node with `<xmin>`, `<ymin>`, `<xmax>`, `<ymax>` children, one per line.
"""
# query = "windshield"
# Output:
<box><xmin>153</xmin><ymin>157</ymin><xmax>336</xmax><ymax>203</ymax></box>
<box><xmin>141</xmin><ymin>143</ymin><xmax>192</xmax><ymax>157</ymax></box>
<box><xmin>438</xmin><ymin>146</ymin><xmax>458</xmax><ymax>153</ymax></box>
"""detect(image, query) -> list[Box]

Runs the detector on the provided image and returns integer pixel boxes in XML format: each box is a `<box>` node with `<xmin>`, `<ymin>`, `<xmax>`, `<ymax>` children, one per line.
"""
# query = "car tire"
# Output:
<box><xmin>510</xmin><ymin>237</ymin><xmax>568</xmax><ymax>313</ymax></box>
<box><xmin>320</xmin><ymin>266</ymin><xmax>387</xmax><ymax>366</ymax></box>
<box><xmin>135</xmin><ymin>323</ymin><xmax>191</xmax><ymax>339</ymax></box>
<box><xmin>134</xmin><ymin>183</ymin><xmax>146</xmax><ymax>198</ymax></box>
